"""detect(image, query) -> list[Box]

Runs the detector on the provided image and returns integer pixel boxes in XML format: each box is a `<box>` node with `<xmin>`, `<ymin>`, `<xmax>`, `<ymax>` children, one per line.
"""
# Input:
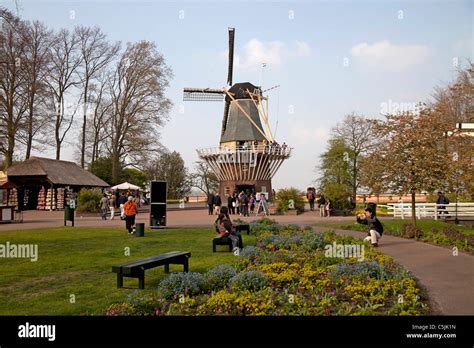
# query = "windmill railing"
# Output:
<box><xmin>196</xmin><ymin>145</ymin><xmax>292</xmax><ymax>182</ymax></box>
<box><xmin>197</xmin><ymin>145</ymin><xmax>292</xmax><ymax>158</ymax></box>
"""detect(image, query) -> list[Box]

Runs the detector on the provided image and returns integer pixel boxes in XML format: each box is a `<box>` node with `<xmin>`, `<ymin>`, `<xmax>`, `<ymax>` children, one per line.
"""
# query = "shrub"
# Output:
<box><xmin>205</xmin><ymin>264</ymin><xmax>238</xmax><ymax>290</ymax></box>
<box><xmin>157</xmin><ymin>272</ymin><xmax>206</xmax><ymax>300</ymax></box>
<box><xmin>76</xmin><ymin>188</ymin><xmax>102</xmax><ymax>213</ymax></box>
<box><xmin>239</xmin><ymin>246</ymin><xmax>260</xmax><ymax>262</ymax></box>
<box><xmin>320</xmin><ymin>182</ymin><xmax>352</xmax><ymax>210</ymax></box>
<box><xmin>106</xmin><ymin>303</ymin><xmax>135</xmax><ymax>316</ymax></box>
<box><xmin>329</xmin><ymin>261</ymin><xmax>388</xmax><ymax>280</ymax></box>
<box><xmin>230</xmin><ymin>270</ymin><xmax>268</xmax><ymax>291</ymax></box>
<box><xmin>275</xmin><ymin>187</ymin><xmax>305</xmax><ymax>212</ymax></box>
<box><xmin>403</xmin><ymin>224</ymin><xmax>423</xmax><ymax>239</ymax></box>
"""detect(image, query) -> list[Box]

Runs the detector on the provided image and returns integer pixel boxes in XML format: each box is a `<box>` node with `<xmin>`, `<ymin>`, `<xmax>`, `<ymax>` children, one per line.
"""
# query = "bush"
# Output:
<box><xmin>320</xmin><ymin>182</ymin><xmax>353</xmax><ymax>210</ymax></box>
<box><xmin>205</xmin><ymin>265</ymin><xmax>238</xmax><ymax>290</ymax></box>
<box><xmin>230</xmin><ymin>270</ymin><xmax>268</xmax><ymax>291</ymax></box>
<box><xmin>76</xmin><ymin>188</ymin><xmax>102</xmax><ymax>213</ymax></box>
<box><xmin>239</xmin><ymin>246</ymin><xmax>260</xmax><ymax>262</ymax></box>
<box><xmin>403</xmin><ymin>224</ymin><xmax>423</xmax><ymax>239</ymax></box>
<box><xmin>275</xmin><ymin>187</ymin><xmax>305</xmax><ymax>212</ymax></box>
<box><xmin>157</xmin><ymin>272</ymin><xmax>206</xmax><ymax>300</ymax></box>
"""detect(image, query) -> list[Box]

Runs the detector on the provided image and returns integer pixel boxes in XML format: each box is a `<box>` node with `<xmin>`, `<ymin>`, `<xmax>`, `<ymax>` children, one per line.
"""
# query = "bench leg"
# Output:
<box><xmin>183</xmin><ymin>258</ymin><xmax>189</xmax><ymax>273</ymax></box>
<box><xmin>164</xmin><ymin>264</ymin><xmax>169</xmax><ymax>273</ymax></box>
<box><xmin>138</xmin><ymin>268</ymin><xmax>145</xmax><ymax>289</ymax></box>
<box><xmin>229</xmin><ymin>242</ymin><xmax>233</xmax><ymax>252</ymax></box>
<box><xmin>212</xmin><ymin>241</ymin><xmax>216</xmax><ymax>253</ymax></box>
<box><xmin>117</xmin><ymin>274</ymin><xmax>123</xmax><ymax>288</ymax></box>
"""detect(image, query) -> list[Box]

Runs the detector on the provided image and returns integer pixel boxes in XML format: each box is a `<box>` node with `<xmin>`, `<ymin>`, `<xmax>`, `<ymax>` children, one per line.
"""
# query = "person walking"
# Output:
<box><xmin>436</xmin><ymin>191</ymin><xmax>450</xmax><ymax>218</ymax></box>
<box><xmin>227</xmin><ymin>194</ymin><xmax>235</xmax><ymax>215</ymax></box>
<box><xmin>109</xmin><ymin>195</ymin><xmax>115</xmax><ymax>220</ymax></box>
<box><xmin>307</xmin><ymin>188</ymin><xmax>316</xmax><ymax>211</ymax></box>
<box><xmin>242</xmin><ymin>191</ymin><xmax>249</xmax><ymax>216</ymax></box>
<box><xmin>207</xmin><ymin>192</ymin><xmax>215</xmax><ymax>215</ymax></box>
<box><xmin>356</xmin><ymin>207</ymin><xmax>384</xmax><ymax>247</ymax></box>
<box><xmin>258</xmin><ymin>193</ymin><xmax>269</xmax><ymax>216</ymax></box>
<box><xmin>249</xmin><ymin>193</ymin><xmax>256</xmax><ymax>215</ymax></box>
<box><xmin>100</xmin><ymin>194</ymin><xmax>109</xmax><ymax>220</ymax></box>
<box><xmin>214</xmin><ymin>193</ymin><xmax>222</xmax><ymax>215</ymax></box>
<box><xmin>119</xmin><ymin>192</ymin><xmax>127</xmax><ymax>220</ymax></box>
<box><xmin>325</xmin><ymin>199</ymin><xmax>332</xmax><ymax>217</ymax></box>
<box><xmin>318</xmin><ymin>194</ymin><xmax>326</xmax><ymax>217</ymax></box>
<box><xmin>124</xmin><ymin>196</ymin><xmax>138</xmax><ymax>234</ymax></box>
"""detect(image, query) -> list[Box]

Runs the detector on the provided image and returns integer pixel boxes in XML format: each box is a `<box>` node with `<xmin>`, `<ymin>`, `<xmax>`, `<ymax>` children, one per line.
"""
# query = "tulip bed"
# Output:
<box><xmin>106</xmin><ymin>219</ymin><xmax>430</xmax><ymax>316</ymax></box>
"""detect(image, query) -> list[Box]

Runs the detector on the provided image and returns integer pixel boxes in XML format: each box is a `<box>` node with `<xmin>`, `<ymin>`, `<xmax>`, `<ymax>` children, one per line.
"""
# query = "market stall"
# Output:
<box><xmin>6</xmin><ymin>157</ymin><xmax>109</xmax><ymax>211</ymax></box>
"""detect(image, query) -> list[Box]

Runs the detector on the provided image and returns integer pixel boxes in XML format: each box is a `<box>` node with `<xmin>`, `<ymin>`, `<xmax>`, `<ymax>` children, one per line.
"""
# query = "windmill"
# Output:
<box><xmin>183</xmin><ymin>27</ymin><xmax>292</xmax><ymax>201</ymax></box>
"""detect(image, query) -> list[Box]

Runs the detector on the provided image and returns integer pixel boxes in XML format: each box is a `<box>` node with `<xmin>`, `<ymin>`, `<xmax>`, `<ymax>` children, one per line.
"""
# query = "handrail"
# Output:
<box><xmin>197</xmin><ymin>145</ymin><xmax>292</xmax><ymax>157</ymax></box>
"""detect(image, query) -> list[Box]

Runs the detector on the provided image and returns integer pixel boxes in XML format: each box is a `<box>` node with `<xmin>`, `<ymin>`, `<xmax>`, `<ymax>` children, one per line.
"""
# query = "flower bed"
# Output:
<box><xmin>106</xmin><ymin>220</ymin><xmax>429</xmax><ymax>316</ymax></box>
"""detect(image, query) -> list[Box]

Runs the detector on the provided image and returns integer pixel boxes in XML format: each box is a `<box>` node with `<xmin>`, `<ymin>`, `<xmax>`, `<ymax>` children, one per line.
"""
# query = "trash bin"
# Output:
<box><xmin>64</xmin><ymin>206</ymin><xmax>75</xmax><ymax>226</ymax></box>
<box><xmin>136</xmin><ymin>223</ymin><xmax>145</xmax><ymax>237</ymax></box>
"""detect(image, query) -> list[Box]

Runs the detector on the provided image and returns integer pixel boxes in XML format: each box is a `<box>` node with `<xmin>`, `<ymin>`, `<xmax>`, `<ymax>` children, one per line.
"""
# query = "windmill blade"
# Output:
<box><xmin>221</xmin><ymin>100</ymin><xmax>231</xmax><ymax>138</ymax></box>
<box><xmin>183</xmin><ymin>87</ymin><xmax>225</xmax><ymax>102</ymax></box>
<box><xmin>227</xmin><ymin>27</ymin><xmax>235</xmax><ymax>86</ymax></box>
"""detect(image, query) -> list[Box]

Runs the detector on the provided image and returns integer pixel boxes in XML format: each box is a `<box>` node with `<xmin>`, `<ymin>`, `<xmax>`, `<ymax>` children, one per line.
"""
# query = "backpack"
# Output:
<box><xmin>308</xmin><ymin>191</ymin><xmax>314</xmax><ymax>200</ymax></box>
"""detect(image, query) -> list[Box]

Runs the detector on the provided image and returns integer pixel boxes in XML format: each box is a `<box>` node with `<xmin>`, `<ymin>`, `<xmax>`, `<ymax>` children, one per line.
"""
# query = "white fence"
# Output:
<box><xmin>384</xmin><ymin>202</ymin><xmax>474</xmax><ymax>220</ymax></box>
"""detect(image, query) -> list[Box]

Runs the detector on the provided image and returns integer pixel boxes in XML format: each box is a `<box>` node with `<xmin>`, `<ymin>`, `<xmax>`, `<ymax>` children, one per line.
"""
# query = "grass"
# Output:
<box><xmin>322</xmin><ymin>219</ymin><xmax>474</xmax><ymax>235</ymax></box>
<box><xmin>0</xmin><ymin>227</ymin><xmax>256</xmax><ymax>315</ymax></box>
<box><xmin>320</xmin><ymin>218</ymin><xmax>474</xmax><ymax>254</ymax></box>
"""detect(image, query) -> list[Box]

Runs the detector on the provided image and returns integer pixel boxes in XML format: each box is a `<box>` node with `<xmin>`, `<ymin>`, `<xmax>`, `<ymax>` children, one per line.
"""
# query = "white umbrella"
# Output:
<box><xmin>110</xmin><ymin>182</ymin><xmax>141</xmax><ymax>190</ymax></box>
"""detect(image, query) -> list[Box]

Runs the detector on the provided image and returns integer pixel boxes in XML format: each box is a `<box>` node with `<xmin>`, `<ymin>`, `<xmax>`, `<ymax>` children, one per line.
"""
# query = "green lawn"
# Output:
<box><xmin>320</xmin><ymin>219</ymin><xmax>474</xmax><ymax>254</ymax></box>
<box><xmin>0</xmin><ymin>227</ymin><xmax>255</xmax><ymax>315</ymax></box>
<box><xmin>322</xmin><ymin>219</ymin><xmax>474</xmax><ymax>235</ymax></box>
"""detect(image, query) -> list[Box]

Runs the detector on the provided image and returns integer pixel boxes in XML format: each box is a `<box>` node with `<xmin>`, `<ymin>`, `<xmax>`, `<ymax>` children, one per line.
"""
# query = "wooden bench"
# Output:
<box><xmin>235</xmin><ymin>224</ymin><xmax>250</xmax><ymax>235</ymax></box>
<box><xmin>213</xmin><ymin>235</ymin><xmax>243</xmax><ymax>252</ymax></box>
<box><xmin>112</xmin><ymin>251</ymin><xmax>191</xmax><ymax>289</ymax></box>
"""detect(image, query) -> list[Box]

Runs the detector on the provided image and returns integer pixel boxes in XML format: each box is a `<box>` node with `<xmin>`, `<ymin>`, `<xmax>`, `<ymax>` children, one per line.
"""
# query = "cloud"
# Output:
<box><xmin>350</xmin><ymin>40</ymin><xmax>430</xmax><ymax>71</ymax></box>
<box><xmin>295</xmin><ymin>40</ymin><xmax>311</xmax><ymax>57</ymax></box>
<box><xmin>220</xmin><ymin>39</ymin><xmax>311</xmax><ymax>71</ymax></box>
<box><xmin>289</xmin><ymin>124</ymin><xmax>329</xmax><ymax>147</ymax></box>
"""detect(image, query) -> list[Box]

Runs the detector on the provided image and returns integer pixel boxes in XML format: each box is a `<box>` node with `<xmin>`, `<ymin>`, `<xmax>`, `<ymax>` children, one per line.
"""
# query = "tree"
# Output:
<box><xmin>46</xmin><ymin>28</ymin><xmax>82</xmax><ymax>160</ymax></box>
<box><xmin>85</xmin><ymin>73</ymin><xmax>113</xmax><ymax>164</ymax></box>
<box><xmin>76</xmin><ymin>26</ymin><xmax>119</xmax><ymax>168</ymax></box>
<box><xmin>361</xmin><ymin>109</ymin><xmax>452</xmax><ymax>224</ymax></box>
<box><xmin>431</xmin><ymin>62</ymin><xmax>474</xmax><ymax>124</ymax></box>
<box><xmin>122</xmin><ymin>167</ymin><xmax>149</xmax><ymax>188</ymax></box>
<box><xmin>0</xmin><ymin>10</ymin><xmax>28</xmax><ymax>168</ymax></box>
<box><xmin>332</xmin><ymin>113</ymin><xmax>375</xmax><ymax>197</ymax></box>
<box><xmin>190</xmin><ymin>161</ymin><xmax>219</xmax><ymax>195</ymax></box>
<box><xmin>317</xmin><ymin>136</ymin><xmax>354</xmax><ymax>210</ymax></box>
<box><xmin>20</xmin><ymin>20</ymin><xmax>53</xmax><ymax>160</ymax></box>
<box><xmin>90</xmin><ymin>156</ymin><xmax>113</xmax><ymax>184</ymax></box>
<box><xmin>144</xmin><ymin>151</ymin><xmax>191</xmax><ymax>199</ymax></box>
<box><xmin>108</xmin><ymin>41</ymin><xmax>172</xmax><ymax>183</ymax></box>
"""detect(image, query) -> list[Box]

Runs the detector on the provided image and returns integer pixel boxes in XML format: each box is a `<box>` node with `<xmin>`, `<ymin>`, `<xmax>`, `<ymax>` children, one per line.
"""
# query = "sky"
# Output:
<box><xmin>4</xmin><ymin>0</ymin><xmax>473</xmax><ymax>191</ymax></box>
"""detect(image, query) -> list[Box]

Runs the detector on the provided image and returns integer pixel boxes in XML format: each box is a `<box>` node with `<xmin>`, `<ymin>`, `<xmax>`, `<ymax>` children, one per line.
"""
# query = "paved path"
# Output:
<box><xmin>314</xmin><ymin>226</ymin><xmax>474</xmax><ymax>315</ymax></box>
<box><xmin>2</xmin><ymin>209</ymin><xmax>473</xmax><ymax>314</ymax></box>
<box><xmin>0</xmin><ymin>208</ymin><xmax>356</xmax><ymax>231</ymax></box>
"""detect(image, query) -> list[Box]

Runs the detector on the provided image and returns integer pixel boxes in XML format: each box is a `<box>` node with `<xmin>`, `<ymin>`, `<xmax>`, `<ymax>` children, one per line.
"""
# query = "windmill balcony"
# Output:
<box><xmin>197</xmin><ymin>145</ymin><xmax>292</xmax><ymax>158</ymax></box>
<box><xmin>196</xmin><ymin>145</ymin><xmax>292</xmax><ymax>182</ymax></box>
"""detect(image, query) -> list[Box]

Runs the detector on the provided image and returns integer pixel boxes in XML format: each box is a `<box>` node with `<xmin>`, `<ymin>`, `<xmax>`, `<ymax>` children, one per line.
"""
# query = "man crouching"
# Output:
<box><xmin>356</xmin><ymin>207</ymin><xmax>384</xmax><ymax>247</ymax></box>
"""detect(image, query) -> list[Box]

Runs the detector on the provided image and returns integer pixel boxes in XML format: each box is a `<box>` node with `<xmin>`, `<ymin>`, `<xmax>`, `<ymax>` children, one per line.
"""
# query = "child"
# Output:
<box><xmin>356</xmin><ymin>207</ymin><xmax>384</xmax><ymax>247</ymax></box>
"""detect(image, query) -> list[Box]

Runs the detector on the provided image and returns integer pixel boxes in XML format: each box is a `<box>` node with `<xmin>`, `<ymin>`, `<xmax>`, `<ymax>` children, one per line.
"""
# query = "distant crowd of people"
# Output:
<box><xmin>207</xmin><ymin>189</ymin><xmax>270</xmax><ymax>217</ymax></box>
<box><xmin>236</xmin><ymin>140</ymin><xmax>289</xmax><ymax>155</ymax></box>
<box><xmin>99</xmin><ymin>190</ymin><xmax>144</xmax><ymax>234</ymax></box>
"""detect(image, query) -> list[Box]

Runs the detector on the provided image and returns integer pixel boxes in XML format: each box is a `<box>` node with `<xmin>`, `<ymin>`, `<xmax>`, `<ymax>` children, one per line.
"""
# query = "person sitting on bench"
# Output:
<box><xmin>356</xmin><ymin>207</ymin><xmax>383</xmax><ymax>247</ymax></box>
<box><xmin>214</xmin><ymin>213</ymin><xmax>239</xmax><ymax>252</ymax></box>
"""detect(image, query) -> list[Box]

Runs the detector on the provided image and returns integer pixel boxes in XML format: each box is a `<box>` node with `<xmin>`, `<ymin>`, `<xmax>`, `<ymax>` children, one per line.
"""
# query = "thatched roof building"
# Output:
<box><xmin>6</xmin><ymin>157</ymin><xmax>109</xmax><ymax>187</ymax></box>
